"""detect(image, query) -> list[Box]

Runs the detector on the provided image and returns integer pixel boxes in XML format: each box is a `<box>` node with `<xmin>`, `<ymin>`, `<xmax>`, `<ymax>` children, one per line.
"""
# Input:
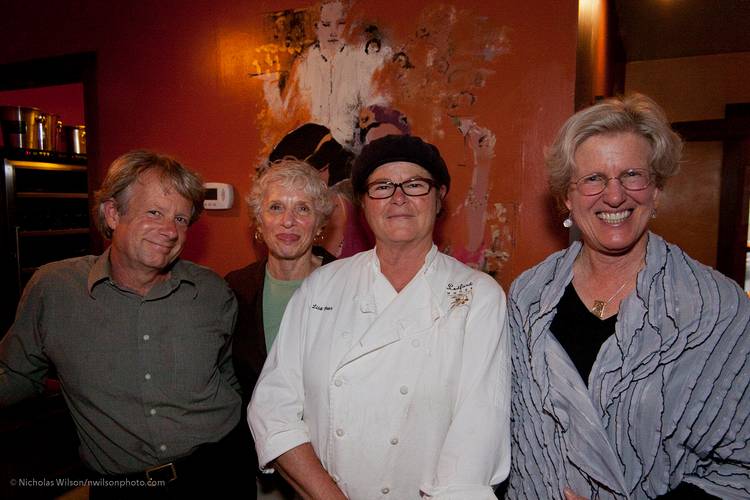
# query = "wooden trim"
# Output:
<box><xmin>671</xmin><ymin>119</ymin><xmax>726</xmax><ymax>141</ymax></box>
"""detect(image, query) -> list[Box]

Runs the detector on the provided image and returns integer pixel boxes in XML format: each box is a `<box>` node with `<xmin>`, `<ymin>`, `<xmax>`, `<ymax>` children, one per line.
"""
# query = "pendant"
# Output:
<box><xmin>591</xmin><ymin>300</ymin><xmax>606</xmax><ymax>319</ymax></box>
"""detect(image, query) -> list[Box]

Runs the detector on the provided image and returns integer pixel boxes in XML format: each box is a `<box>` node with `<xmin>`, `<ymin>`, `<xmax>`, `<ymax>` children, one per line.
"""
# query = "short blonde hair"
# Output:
<box><xmin>546</xmin><ymin>93</ymin><xmax>683</xmax><ymax>210</ymax></box>
<box><xmin>247</xmin><ymin>157</ymin><xmax>334</xmax><ymax>230</ymax></box>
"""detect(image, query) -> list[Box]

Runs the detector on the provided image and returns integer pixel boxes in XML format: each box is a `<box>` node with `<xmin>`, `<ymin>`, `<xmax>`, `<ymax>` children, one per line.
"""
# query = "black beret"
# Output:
<box><xmin>351</xmin><ymin>135</ymin><xmax>451</xmax><ymax>195</ymax></box>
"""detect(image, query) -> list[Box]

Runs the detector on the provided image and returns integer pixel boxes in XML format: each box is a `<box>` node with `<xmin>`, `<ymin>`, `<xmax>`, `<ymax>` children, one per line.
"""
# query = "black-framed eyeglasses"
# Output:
<box><xmin>571</xmin><ymin>169</ymin><xmax>653</xmax><ymax>196</ymax></box>
<box><xmin>366</xmin><ymin>177</ymin><xmax>436</xmax><ymax>199</ymax></box>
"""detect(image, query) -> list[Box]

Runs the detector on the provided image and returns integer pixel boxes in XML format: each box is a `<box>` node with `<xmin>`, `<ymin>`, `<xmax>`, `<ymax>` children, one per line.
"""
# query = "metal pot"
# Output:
<box><xmin>60</xmin><ymin>125</ymin><xmax>86</xmax><ymax>155</ymax></box>
<box><xmin>0</xmin><ymin>105</ymin><xmax>58</xmax><ymax>151</ymax></box>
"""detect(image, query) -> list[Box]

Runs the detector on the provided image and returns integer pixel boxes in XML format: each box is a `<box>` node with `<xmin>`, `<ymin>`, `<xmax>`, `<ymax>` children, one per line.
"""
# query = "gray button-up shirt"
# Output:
<box><xmin>0</xmin><ymin>248</ymin><xmax>240</xmax><ymax>474</ymax></box>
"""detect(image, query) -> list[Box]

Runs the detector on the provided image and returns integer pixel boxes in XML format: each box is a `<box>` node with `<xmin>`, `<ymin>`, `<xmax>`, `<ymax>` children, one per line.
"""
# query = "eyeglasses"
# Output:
<box><xmin>571</xmin><ymin>169</ymin><xmax>653</xmax><ymax>196</ymax></box>
<box><xmin>366</xmin><ymin>177</ymin><xmax>436</xmax><ymax>199</ymax></box>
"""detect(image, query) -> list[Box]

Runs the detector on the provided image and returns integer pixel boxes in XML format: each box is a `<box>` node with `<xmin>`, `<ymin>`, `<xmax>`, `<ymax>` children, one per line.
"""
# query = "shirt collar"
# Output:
<box><xmin>369</xmin><ymin>243</ymin><xmax>438</xmax><ymax>274</ymax></box>
<box><xmin>87</xmin><ymin>247</ymin><xmax>197</xmax><ymax>299</ymax></box>
<box><xmin>87</xmin><ymin>247</ymin><xmax>113</xmax><ymax>295</ymax></box>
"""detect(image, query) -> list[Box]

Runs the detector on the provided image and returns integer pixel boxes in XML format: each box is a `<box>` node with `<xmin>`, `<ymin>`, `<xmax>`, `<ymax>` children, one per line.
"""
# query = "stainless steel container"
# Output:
<box><xmin>0</xmin><ymin>105</ymin><xmax>58</xmax><ymax>151</ymax></box>
<box><xmin>60</xmin><ymin>125</ymin><xmax>86</xmax><ymax>155</ymax></box>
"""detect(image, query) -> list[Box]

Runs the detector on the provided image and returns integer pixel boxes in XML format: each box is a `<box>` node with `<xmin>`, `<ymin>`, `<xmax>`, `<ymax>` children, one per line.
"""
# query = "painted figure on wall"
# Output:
<box><xmin>251</xmin><ymin>0</ymin><xmax>513</xmax><ymax>278</ymax></box>
<box><xmin>258</xmin><ymin>0</ymin><xmax>389</xmax><ymax>151</ymax></box>
<box><xmin>371</xmin><ymin>4</ymin><xmax>510</xmax><ymax>273</ymax></box>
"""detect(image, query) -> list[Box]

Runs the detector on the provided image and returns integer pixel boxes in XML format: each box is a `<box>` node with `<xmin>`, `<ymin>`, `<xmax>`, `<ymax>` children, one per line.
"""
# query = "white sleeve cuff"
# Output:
<box><xmin>255</xmin><ymin>430</ymin><xmax>311</xmax><ymax>472</ymax></box>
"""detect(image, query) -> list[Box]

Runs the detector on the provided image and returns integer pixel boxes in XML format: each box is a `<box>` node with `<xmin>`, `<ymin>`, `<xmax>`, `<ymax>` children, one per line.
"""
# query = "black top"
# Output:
<box><xmin>550</xmin><ymin>283</ymin><xmax>616</xmax><ymax>385</ymax></box>
<box><xmin>548</xmin><ymin>283</ymin><xmax>718</xmax><ymax>500</ymax></box>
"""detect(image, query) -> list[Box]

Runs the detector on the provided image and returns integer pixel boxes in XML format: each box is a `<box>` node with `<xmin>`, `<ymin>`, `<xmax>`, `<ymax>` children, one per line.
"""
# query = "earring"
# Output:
<box><xmin>563</xmin><ymin>215</ymin><xmax>573</xmax><ymax>228</ymax></box>
<box><xmin>651</xmin><ymin>208</ymin><xmax>657</xmax><ymax>219</ymax></box>
<box><xmin>254</xmin><ymin>229</ymin><xmax>263</xmax><ymax>242</ymax></box>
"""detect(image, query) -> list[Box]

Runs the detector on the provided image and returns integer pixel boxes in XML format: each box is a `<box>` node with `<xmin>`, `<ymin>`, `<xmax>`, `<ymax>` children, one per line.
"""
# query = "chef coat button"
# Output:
<box><xmin>336</xmin><ymin>428</ymin><xmax>345</xmax><ymax>437</ymax></box>
<box><xmin>390</xmin><ymin>437</ymin><xmax>399</xmax><ymax>445</ymax></box>
<box><xmin>411</xmin><ymin>339</ymin><xmax>420</xmax><ymax>348</ymax></box>
<box><xmin>381</xmin><ymin>487</ymin><xmax>390</xmax><ymax>494</ymax></box>
<box><xmin>399</xmin><ymin>385</ymin><xmax>409</xmax><ymax>395</ymax></box>
<box><xmin>334</xmin><ymin>379</ymin><xmax>343</xmax><ymax>387</ymax></box>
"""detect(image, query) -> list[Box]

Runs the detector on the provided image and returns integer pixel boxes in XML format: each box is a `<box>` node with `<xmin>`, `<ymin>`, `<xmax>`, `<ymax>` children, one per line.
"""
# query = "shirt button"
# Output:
<box><xmin>399</xmin><ymin>385</ymin><xmax>408</xmax><ymax>395</ymax></box>
<box><xmin>143</xmin><ymin>334</ymin><xmax>150</xmax><ymax>341</ymax></box>
<box><xmin>159</xmin><ymin>444</ymin><xmax>167</xmax><ymax>452</ymax></box>
<box><xmin>381</xmin><ymin>487</ymin><xmax>390</xmax><ymax>494</ymax></box>
<box><xmin>149</xmin><ymin>408</ymin><xmax>157</xmax><ymax>416</ymax></box>
<box><xmin>144</xmin><ymin>373</ymin><xmax>152</xmax><ymax>380</ymax></box>
<box><xmin>332</xmin><ymin>474</ymin><xmax>340</xmax><ymax>483</ymax></box>
<box><xmin>335</xmin><ymin>428</ymin><xmax>345</xmax><ymax>437</ymax></box>
<box><xmin>334</xmin><ymin>379</ymin><xmax>343</xmax><ymax>387</ymax></box>
<box><xmin>411</xmin><ymin>339</ymin><xmax>420</xmax><ymax>348</ymax></box>
<box><xmin>390</xmin><ymin>437</ymin><xmax>399</xmax><ymax>445</ymax></box>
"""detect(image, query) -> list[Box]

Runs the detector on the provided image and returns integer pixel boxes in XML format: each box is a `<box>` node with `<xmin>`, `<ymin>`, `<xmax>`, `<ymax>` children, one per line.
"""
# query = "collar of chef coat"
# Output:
<box><xmin>339</xmin><ymin>245</ymin><xmax>442</xmax><ymax>368</ymax></box>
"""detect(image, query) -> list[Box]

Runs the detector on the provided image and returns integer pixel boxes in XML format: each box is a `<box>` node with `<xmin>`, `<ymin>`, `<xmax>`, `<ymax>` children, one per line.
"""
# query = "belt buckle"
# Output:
<box><xmin>145</xmin><ymin>462</ymin><xmax>177</xmax><ymax>483</ymax></box>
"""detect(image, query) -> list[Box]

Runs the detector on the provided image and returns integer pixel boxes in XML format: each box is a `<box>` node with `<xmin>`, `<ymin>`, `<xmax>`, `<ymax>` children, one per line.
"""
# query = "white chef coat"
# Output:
<box><xmin>248</xmin><ymin>245</ymin><xmax>510</xmax><ymax>500</ymax></box>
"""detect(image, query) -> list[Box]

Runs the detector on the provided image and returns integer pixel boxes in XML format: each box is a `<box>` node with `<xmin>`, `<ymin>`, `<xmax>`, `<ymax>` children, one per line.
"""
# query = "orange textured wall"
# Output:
<box><xmin>0</xmin><ymin>0</ymin><xmax>575</xmax><ymax>288</ymax></box>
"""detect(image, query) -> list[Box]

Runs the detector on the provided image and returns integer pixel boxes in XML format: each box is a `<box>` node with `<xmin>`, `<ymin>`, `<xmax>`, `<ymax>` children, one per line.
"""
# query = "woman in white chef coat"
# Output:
<box><xmin>248</xmin><ymin>134</ymin><xmax>510</xmax><ymax>500</ymax></box>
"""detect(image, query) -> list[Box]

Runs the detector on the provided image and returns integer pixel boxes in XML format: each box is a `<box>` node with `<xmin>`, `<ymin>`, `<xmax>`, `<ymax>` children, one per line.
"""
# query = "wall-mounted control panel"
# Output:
<box><xmin>203</xmin><ymin>182</ymin><xmax>234</xmax><ymax>210</ymax></box>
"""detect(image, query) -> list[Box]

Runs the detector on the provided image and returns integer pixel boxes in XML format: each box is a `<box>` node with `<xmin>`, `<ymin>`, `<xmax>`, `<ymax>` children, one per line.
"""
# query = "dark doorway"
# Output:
<box><xmin>0</xmin><ymin>53</ymin><xmax>100</xmax><ymax>334</ymax></box>
<box><xmin>671</xmin><ymin>103</ymin><xmax>750</xmax><ymax>289</ymax></box>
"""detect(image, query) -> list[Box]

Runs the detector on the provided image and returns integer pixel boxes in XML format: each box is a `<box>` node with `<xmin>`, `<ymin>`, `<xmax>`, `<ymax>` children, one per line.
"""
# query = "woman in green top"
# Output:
<box><xmin>225</xmin><ymin>157</ymin><xmax>335</xmax><ymax>499</ymax></box>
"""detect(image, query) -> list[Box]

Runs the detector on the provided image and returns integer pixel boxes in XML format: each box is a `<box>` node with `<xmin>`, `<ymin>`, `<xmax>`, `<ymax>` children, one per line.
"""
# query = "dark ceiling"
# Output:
<box><xmin>615</xmin><ymin>0</ymin><xmax>750</xmax><ymax>61</ymax></box>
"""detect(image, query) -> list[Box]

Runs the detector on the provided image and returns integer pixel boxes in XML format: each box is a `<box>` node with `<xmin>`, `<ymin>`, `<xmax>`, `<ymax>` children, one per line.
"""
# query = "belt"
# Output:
<box><xmin>104</xmin><ymin>440</ymin><xmax>221</xmax><ymax>486</ymax></box>
<box><xmin>143</xmin><ymin>461</ymin><xmax>179</xmax><ymax>484</ymax></box>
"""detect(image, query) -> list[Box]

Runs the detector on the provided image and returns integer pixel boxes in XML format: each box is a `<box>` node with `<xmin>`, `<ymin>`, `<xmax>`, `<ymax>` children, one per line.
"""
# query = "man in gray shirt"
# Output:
<box><xmin>0</xmin><ymin>150</ymin><xmax>250</xmax><ymax>499</ymax></box>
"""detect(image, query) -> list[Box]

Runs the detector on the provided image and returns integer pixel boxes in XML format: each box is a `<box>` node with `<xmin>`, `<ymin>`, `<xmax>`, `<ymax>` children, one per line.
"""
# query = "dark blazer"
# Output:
<box><xmin>226</xmin><ymin>246</ymin><xmax>336</xmax><ymax>399</ymax></box>
<box><xmin>225</xmin><ymin>248</ymin><xmax>335</xmax><ymax>491</ymax></box>
<box><xmin>225</xmin><ymin>260</ymin><xmax>268</xmax><ymax>405</ymax></box>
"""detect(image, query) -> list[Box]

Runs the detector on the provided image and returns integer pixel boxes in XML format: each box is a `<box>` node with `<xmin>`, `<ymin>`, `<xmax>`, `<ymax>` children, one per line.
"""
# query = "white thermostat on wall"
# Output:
<box><xmin>203</xmin><ymin>182</ymin><xmax>234</xmax><ymax>210</ymax></box>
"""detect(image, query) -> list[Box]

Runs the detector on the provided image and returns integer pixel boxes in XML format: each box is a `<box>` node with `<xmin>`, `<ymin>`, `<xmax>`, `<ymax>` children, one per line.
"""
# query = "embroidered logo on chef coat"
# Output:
<box><xmin>312</xmin><ymin>303</ymin><xmax>334</xmax><ymax>311</ymax></box>
<box><xmin>447</xmin><ymin>281</ymin><xmax>473</xmax><ymax>309</ymax></box>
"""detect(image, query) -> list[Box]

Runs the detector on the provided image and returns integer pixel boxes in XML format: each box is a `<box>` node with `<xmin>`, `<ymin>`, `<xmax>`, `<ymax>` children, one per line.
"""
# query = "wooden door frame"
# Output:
<box><xmin>672</xmin><ymin>103</ymin><xmax>750</xmax><ymax>287</ymax></box>
<box><xmin>0</xmin><ymin>53</ymin><xmax>101</xmax><ymax>333</ymax></box>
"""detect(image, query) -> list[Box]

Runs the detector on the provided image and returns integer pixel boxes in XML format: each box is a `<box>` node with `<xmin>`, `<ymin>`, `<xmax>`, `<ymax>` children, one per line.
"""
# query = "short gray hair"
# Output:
<box><xmin>247</xmin><ymin>157</ymin><xmax>334</xmax><ymax>229</ymax></box>
<box><xmin>546</xmin><ymin>93</ymin><xmax>683</xmax><ymax>210</ymax></box>
<box><xmin>93</xmin><ymin>150</ymin><xmax>204</xmax><ymax>239</ymax></box>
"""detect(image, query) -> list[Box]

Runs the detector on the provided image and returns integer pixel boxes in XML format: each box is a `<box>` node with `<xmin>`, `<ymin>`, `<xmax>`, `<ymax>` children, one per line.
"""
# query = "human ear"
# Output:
<box><xmin>436</xmin><ymin>185</ymin><xmax>448</xmax><ymax>213</ymax></box>
<box><xmin>102</xmin><ymin>199</ymin><xmax>120</xmax><ymax>231</ymax></box>
<box><xmin>564</xmin><ymin>192</ymin><xmax>572</xmax><ymax>212</ymax></box>
<box><xmin>652</xmin><ymin>187</ymin><xmax>661</xmax><ymax>208</ymax></box>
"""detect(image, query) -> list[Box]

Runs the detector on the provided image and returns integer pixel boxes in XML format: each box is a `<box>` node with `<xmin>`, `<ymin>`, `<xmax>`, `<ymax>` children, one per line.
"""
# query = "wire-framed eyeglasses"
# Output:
<box><xmin>366</xmin><ymin>177</ymin><xmax>436</xmax><ymax>199</ymax></box>
<box><xmin>571</xmin><ymin>169</ymin><xmax>653</xmax><ymax>196</ymax></box>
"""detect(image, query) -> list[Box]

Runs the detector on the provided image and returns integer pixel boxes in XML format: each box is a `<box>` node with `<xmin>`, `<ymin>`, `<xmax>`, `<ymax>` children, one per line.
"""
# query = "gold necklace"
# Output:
<box><xmin>591</xmin><ymin>280</ymin><xmax>629</xmax><ymax>319</ymax></box>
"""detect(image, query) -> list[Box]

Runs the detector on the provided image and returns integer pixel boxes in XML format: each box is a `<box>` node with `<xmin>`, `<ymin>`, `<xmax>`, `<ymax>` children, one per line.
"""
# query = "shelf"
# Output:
<box><xmin>16</xmin><ymin>192</ymin><xmax>88</xmax><ymax>199</ymax></box>
<box><xmin>19</xmin><ymin>228</ymin><xmax>90</xmax><ymax>237</ymax></box>
<box><xmin>8</xmin><ymin>160</ymin><xmax>86</xmax><ymax>172</ymax></box>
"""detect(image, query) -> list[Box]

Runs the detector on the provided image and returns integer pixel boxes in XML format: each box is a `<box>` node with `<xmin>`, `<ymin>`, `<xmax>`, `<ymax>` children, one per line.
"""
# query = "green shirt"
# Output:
<box><xmin>0</xmin><ymin>248</ymin><xmax>240</xmax><ymax>474</ymax></box>
<box><xmin>262</xmin><ymin>268</ymin><xmax>303</xmax><ymax>351</ymax></box>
